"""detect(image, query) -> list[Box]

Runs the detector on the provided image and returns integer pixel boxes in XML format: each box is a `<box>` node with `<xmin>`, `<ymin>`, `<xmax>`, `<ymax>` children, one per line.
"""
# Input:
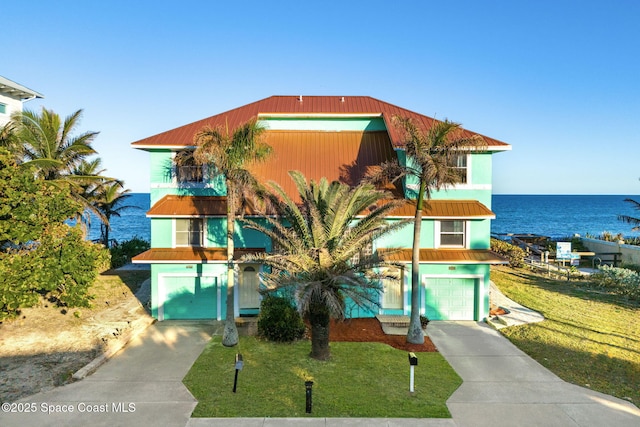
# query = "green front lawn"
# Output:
<box><xmin>492</xmin><ymin>266</ymin><xmax>640</xmax><ymax>408</ymax></box>
<box><xmin>183</xmin><ymin>336</ymin><xmax>461</xmax><ymax>418</ymax></box>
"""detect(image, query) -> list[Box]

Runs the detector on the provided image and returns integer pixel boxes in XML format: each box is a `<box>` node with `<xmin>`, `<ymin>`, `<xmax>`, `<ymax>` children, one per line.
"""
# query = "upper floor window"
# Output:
<box><xmin>174</xmin><ymin>151</ymin><xmax>207</xmax><ymax>184</ymax></box>
<box><xmin>436</xmin><ymin>220</ymin><xmax>467</xmax><ymax>248</ymax></box>
<box><xmin>0</xmin><ymin>103</ymin><xmax>6</xmax><ymax>114</ymax></box>
<box><xmin>176</xmin><ymin>218</ymin><xmax>204</xmax><ymax>247</ymax></box>
<box><xmin>350</xmin><ymin>241</ymin><xmax>373</xmax><ymax>265</ymax></box>
<box><xmin>450</xmin><ymin>154</ymin><xmax>468</xmax><ymax>184</ymax></box>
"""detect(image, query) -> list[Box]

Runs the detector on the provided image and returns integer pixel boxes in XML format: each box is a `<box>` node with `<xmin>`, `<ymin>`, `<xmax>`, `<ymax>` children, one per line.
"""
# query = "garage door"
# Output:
<box><xmin>161</xmin><ymin>276</ymin><xmax>218</xmax><ymax>320</ymax></box>
<box><xmin>423</xmin><ymin>278</ymin><xmax>476</xmax><ymax>320</ymax></box>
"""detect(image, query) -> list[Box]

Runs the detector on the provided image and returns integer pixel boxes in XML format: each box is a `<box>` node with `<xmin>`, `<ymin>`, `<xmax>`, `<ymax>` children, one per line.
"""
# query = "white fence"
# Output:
<box><xmin>579</xmin><ymin>237</ymin><xmax>640</xmax><ymax>267</ymax></box>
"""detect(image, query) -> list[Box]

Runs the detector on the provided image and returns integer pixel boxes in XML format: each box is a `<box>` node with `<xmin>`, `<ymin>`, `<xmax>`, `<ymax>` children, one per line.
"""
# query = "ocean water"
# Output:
<box><xmin>86</xmin><ymin>193</ymin><xmax>151</xmax><ymax>244</ymax></box>
<box><xmin>87</xmin><ymin>194</ymin><xmax>640</xmax><ymax>244</ymax></box>
<box><xmin>491</xmin><ymin>194</ymin><xmax>640</xmax><ymax>240</ymax></box>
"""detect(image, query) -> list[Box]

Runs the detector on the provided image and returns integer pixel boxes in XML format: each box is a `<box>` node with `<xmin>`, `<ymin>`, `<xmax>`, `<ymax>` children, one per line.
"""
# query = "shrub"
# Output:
<box><xmin>257</xmin><ymin>294</ymin><xmax>306</xmax><ymax>342</ymax></box>
<box><xmin>491</xmin><ymin>238</ymin><xmax>526</xmax><ymax>268</ymax></box>
<box><xmin>590</xmin><ymin>265</ymin><xmax>640</xmax><ymax>300</ymax></box>
<box><xmin>109</xmin><ymin>237</ymin><xmax>150</xmax><ymax>268</ymax></box>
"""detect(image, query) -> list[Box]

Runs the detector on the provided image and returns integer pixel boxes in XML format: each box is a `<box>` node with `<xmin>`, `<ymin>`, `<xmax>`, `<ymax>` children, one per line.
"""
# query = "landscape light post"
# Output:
<box><xmin>233</xmin><ymin>353</ymin><xmax>243</xmax><ymax>393</ymax></box>
<box><xmin>408</xmin><ymin>352</ymin><xmax>418</xmax><ymax>393</ymax></box>
<box><xmin>305</xmin><ymin>381</ymin><xmax>314</xmax><ymax>413</ymax></box>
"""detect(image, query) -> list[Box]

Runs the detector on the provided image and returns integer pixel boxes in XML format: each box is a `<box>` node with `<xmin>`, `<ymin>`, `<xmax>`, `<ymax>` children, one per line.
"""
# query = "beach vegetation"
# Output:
<box><xmin>109</xmin><ymin>236</ymin><xmax>150</xmax><ymax>269</ymax></box>
<box><xmin>490</xmin><ymin>238</ymin><xmax>525</xmax><ymax>268</ymax></box>
<box><xmin>241</xmin><ymin>171</ymin><xmax>408</xmax><ymax>360</ymax></box>
<box><xmin>585</xmin><ymin>231</ymin><xmax>640</xmax><ymax>246</ymax></box>
<box><xmin>192</xmin><ymin>117</ymin><xmax>272</xmax><ymax>347</ymax></box>
<box><xmin>368</xmin><ymin>116</ymin><xmax>486</xmax><ymax>344</ymax></box>
<box><xmin>589</xmin><ymin>265</ymin><xmax>640</xmax><ymax>301</ymax></box>
<box><xmin>0</xmin><ymin>150</ymin><xmax>108</xmax><ymax>320</ymax></box>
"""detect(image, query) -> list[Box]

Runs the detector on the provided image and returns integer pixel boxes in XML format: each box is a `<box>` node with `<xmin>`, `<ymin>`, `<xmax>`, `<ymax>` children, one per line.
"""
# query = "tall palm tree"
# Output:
<box><xmin>369</xmin><ymin>116</ymin><xmax>486</xmax><ymax>344</ymax></box>
<box><xmin>618</xmin><ymin>198</ymin><xmax>640</xmax><ymax>231</ymax></box>
<box><xmin>193</xmin><ymin>117</ymin><xmax>271</xmax><ymax>347</ymax></box>
<box><xmin>242</xmin><ymin>171</ymin><xmax>409</xmax><ymax>360</ymax></box>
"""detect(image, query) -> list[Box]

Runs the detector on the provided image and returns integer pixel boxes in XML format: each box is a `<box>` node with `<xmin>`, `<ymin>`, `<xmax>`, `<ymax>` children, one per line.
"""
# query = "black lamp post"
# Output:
<box><xmin>305</xmin><ymin>381</ymin><xmax>314</xmax><ymax>413</ymax></box>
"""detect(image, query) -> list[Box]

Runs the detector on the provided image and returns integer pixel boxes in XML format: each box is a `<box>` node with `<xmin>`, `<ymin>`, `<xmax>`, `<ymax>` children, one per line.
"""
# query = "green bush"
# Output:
<box><xmin>590</xmin><ymin>265</ymin><xmax>640</xmax><ymax>300</ymax></box>
<box><xmin>109</xmin><ymin>236</ymin><xmax>150</xmax><ymax>268</ymax></box>
<box><xmin>0</xmin><ymin>225</ymin><xmax>106</xmax><ymax>319</ymax></box>
<box><xmin>491</xmin><ymin>238</ymin><xmax>526</xmax><ymax>268</ymax></box>
<box><xmin>257</xmin><ymin>294</ymin><xmax>306</xmax><ymax>342</ymax></box>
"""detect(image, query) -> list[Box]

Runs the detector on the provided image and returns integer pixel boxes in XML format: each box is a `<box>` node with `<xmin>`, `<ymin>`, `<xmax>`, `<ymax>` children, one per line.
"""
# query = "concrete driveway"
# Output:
<box><xmin>1</xmin><ymin>321</ymin><xmax>639</xmax><ymax>427</ymax></box>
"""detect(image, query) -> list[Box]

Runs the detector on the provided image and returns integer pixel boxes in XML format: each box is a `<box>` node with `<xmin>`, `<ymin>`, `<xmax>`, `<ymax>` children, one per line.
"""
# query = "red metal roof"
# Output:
<box><xmin>250</xmin><ymin>130</ymin><xmax>401</xmax><ymax>199</ymax></box>
<box><xmin>131</xmin><ymin>95</ymin><xmax>509</xmax><ymax>149</ymax></box>
<box><xmin>378</xmin><ymin>248</ymin><xmax>507</xmax><ymax>264</ymax></box>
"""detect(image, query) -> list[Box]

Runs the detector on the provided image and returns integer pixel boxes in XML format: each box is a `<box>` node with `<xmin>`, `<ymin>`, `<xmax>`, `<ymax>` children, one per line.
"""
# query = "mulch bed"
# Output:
<box><xmin>328</xmin><ymin>318</ymin><xmax>437</xmax><ymax>352</ymax></box>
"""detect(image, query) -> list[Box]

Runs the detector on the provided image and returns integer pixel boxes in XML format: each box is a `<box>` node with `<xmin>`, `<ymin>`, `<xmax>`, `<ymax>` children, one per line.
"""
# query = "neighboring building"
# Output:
<box><xmin>132</xmin><ymin>96</ymin><xmax>510</xmax><ymax>322</ymax></box>
<box><xmin>0</xmin><ymin>76</ymin><xmax>43</xmax><ymax>126</ymax></box>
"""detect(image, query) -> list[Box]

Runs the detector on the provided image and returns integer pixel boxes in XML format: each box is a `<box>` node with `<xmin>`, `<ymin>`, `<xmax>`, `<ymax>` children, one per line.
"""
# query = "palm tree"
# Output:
<box><xmin>368</xmin><ymin>116</ymin><xmax>486</xmax><ymax>344</ymax></box>
<box><xmin>71</xmin><ymin>158</ymin><xmax>110</xmax><ymax>231</ymax></box>
<box><xmin>93</xmin><ymin>180</ymin><xmax>136</xmax><ymax>247</ymax></box>
<box><xmin>618</xmin><ymin>198</ymin><xmax>640</xmax><ymax>231</ymax></box>
<box><xmin>193</xmin><ymin>117</ymin><xmax>271</xmax><ymax>347</ymax></box>
<box><xmin>242</xmin><ymin>171</ymin><xmax>409</xmax><ymax>360</ymax></box>
<box><xmin>11</xmin><ymin>108</ymin><xmax>98</xmax><ymax>182</ymax></box>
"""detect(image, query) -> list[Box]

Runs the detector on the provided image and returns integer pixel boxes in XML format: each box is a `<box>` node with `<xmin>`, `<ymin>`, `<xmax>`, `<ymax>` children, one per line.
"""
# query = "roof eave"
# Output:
<box><xmin>258</xmin><ymin>113</ymin><xmax>383</xmax><ymax>118</ymax></box>
<box><xmin>0</xmin><ymin>76</ymin><xmax>44</xmax><ymax>100</ymax></box>
<box><xmin>132</xmin><ymin>144</ymin><xmax>197</xmax><ymax>151</ymax></box>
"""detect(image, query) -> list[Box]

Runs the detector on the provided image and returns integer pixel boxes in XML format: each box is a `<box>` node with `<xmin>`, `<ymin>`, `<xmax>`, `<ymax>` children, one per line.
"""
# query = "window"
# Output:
<box><xmin>450</xmin><ymin>154</ymin><xmax>468</xmax><ymax>184</ymax></box>
<box><xmin>438</xmin><ymin>220</ymin><xmax>466</xmax><ymax>247</ymax></box>
<box><xmin>0</xmin><ymin>103</ymin><xmax>6</xmax><ymax>114</ymax></box>
<box><xmin>350</xmin><ymin>241</ymin><xmax>373</xmax><ymax>265</ymax></box>
<box><xmin>176</xmin><ymin>219</ymin><xmax>204</xmax><ymax>246</ymax></box>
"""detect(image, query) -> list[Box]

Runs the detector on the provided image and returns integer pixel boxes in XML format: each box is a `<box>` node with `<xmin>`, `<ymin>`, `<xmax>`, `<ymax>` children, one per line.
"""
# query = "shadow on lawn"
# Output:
<box><xmin>101</xmin><ymin>269</ymin><xmax>150</xmax><ymax>296</ymax></box>
<box><xmin>496</xmin><ymin>267</ymin><xmax>640</xmax><ymax>310</ymax></box>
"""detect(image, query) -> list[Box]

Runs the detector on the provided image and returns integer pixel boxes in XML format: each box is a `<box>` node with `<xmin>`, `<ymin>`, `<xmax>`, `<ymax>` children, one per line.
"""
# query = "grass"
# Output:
<box><xmin>491</xmin><ymin>266</ymin><xmax>640</xmax><ymax>407</ymax></box>
<box><xmin>99</xmin><ymin>269</ymin><xmax>150</xmax><ymax>295</ymax></box>
<box><xmin>183</xmin><ymin>336</ymin><xmax>461</xmax><ymax>418</ymax></box>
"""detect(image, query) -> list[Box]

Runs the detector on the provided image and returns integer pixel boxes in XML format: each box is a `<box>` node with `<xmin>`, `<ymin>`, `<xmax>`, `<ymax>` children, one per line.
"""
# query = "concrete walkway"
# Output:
<box><xmin>2</xmin><ymin>321</ymin><xmax>639</xmax><ymax>426</ymax></box>
<box><xmin>0</xmin><ymin>321</ymin><xmax>222</xmax><ymax>427</ymax></box>
<box><xmin>430</xmin><ymin>322</ymin><xmax>640</xmax><ymax>427</ymax></box>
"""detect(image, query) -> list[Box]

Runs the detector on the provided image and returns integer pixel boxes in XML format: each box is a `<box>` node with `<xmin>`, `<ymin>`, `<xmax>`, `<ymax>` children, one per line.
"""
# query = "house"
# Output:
<box><xmin>131</xmin><ymin>96</ymin><xmax>510</xmax><ymax>322</ymax></box>
<box><xmin>0</xmin><ymin>76</ymin><xmax>44</xmax><ymax>127</ymax></box>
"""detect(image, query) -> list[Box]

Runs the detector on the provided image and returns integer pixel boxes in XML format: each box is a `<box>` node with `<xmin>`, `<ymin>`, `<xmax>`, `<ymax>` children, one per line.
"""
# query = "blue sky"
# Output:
<box><xmin>3</xmin><ymin>0</ymin><xmax>639</xmax><ymax>194</ymax></box>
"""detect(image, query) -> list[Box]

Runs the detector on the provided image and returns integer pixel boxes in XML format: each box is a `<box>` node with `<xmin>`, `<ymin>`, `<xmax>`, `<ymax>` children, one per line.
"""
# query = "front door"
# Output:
<box><xmin>239</xmin><ymin>264</ymin><xmax>260</xmax><ymax>309</ymax></box>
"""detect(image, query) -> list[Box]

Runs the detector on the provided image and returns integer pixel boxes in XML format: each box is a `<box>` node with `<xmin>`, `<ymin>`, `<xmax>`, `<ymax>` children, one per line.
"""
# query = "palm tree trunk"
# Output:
<box><xmin>407</xmin><ymin>181</ymin><xmax>426</xmax><ymax>344</ymax></box>
<box><xmin>222</xmin><ymin>182</ymin><xmax>239</xmax><ymax>347</ymax></box>
<box><xmin>308</xmin><ymin>304</ymin><xmax>331</xmax><ymax>360</ymax></box>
